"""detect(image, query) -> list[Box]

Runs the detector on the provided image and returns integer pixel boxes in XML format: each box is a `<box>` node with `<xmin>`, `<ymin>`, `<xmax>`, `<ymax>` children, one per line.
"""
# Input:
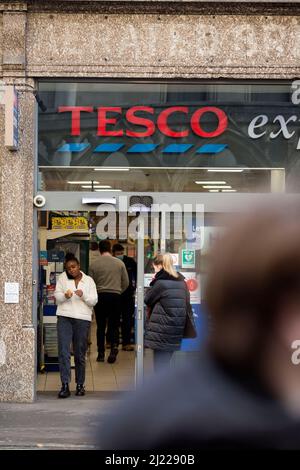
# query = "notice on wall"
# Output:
<box><xmin>4</xmin><ymin>282</ymin><xmax>19</xmax><ymax>304</ymax></box>
<box><xmin>48</xmin><ymin>251</ymin><xmax>65</xmax><ymax>262</ymax></box>
<box><xmin>144</xmin><ymin>274</ymin><xmax>154</xmax><ymax>288</ymax></box>
<box><xmin>0</xmin><ymin>81</ymin><xmax>4</xmax><ymax>104</ymax></box>
<box><xmin>40</xmin><ymin>251</ymin><xmax>48</xmax><ymax>266</ymax></box>
<box><xmin>3</xmin><ymin>86</ymin><xmax>19</xmax><ymax>150</ymax></box>
<box><xmin>170</xmin><ymin>253</ymin><xmax>179</xmax><ymax>266</ymax></box>
<box><xmin>183</xmin><ymin>273</ymin><xmax>201</xmax><ymax>304</ymax></box>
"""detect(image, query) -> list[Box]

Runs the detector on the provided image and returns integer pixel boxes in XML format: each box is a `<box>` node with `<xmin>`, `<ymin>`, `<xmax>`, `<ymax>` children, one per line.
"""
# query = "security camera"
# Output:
<box><xmin>33</xmin><ymin>194</ymin><xmax>46</xmax><ymax>208</ymax></box>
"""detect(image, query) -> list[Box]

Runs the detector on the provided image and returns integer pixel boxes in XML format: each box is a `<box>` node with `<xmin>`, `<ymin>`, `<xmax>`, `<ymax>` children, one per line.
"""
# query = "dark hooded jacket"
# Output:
<box><xmin>144</xmin><ymin>269</ymin><xmax>189</xmax><ymax>352</ymax></box>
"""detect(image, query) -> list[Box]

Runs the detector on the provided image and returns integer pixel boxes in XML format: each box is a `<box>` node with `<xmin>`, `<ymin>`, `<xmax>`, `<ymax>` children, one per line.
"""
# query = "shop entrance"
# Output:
<box><xmin>34</xmin><ymin>78</ymin><xmax>288</xmax><ymax>395</ymax></box>
<box><xmin>37</xmin><ymin>207</ymin><xmax>140</xmax><ymax>393</ymax></box>
<box><xmin>35</xmin><ymin>188</ymin><xmax>286</xmax><ymax>394</ymax></box>
<box><xmin>35</xmin><ymin>191</ymin><xmax>216</xmax><ymax>393</ymax></box>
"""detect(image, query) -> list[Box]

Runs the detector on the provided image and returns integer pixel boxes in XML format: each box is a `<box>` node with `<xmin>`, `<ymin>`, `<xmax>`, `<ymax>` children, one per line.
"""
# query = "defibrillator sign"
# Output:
<box><xmin>181</xmin><ymin>249</ymin><xmax>195</xmax><ymax>268</ymax></box>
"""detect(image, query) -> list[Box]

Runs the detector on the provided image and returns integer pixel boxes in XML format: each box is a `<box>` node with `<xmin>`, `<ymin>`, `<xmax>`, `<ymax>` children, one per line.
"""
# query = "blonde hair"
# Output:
<box><xmin>153</xmin><ymin>253</ymin><xmax>178</xmax><ymax>278</ymax></box>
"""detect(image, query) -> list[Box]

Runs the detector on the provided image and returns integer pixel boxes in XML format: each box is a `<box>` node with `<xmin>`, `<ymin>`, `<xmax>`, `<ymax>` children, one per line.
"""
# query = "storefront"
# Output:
<box><xmin>34</xmin><ymin>78</ymin><xmax>299</xmax><ymax>391</ymax></box>
<box><xmin>1</xmin><ymin>1</ymin><xmax>300</xmax><ymax>402</ymax></box>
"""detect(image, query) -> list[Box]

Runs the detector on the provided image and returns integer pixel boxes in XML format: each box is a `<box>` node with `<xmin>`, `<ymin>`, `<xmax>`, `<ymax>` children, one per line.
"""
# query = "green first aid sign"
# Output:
<box><xmin>182</xmin><ymin>249</ymin><xmax>195</xmax><ymax>268</ymax></box>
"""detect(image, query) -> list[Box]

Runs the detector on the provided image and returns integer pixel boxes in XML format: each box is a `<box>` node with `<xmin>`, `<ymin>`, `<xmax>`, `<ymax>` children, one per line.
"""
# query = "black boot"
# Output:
<box><xmin>75</xmin><ymin>384</ymin><xmax>85</xmax><ymax>396</ymax></box>
<box><xmin>107</xmin><ymin>347</ymin><xmax>119</xmax><ymax>364</ymax></box>
<box><xmin>58</xmin><ymin>383</ymin><xmax>70</xmax><ymax>398</ymax></box>
<box><xmin>97</xmin><ymin>352</ymin><xmax>105</xmax><ymax>362</ymax></box>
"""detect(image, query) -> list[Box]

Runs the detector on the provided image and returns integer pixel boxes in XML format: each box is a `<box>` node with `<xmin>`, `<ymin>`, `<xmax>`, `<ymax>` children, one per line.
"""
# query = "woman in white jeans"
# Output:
<box><xmin>54</xmin><ymin>253</ymin><xmax>98</xmax><ymax>398</ymax></box>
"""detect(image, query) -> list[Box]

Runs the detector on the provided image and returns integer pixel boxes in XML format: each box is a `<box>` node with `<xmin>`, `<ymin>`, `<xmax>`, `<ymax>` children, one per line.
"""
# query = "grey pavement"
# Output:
<box><xmin>0</xmin><ymin>391</ymin><xmax>125</xmax><ymax>450</ymax></box>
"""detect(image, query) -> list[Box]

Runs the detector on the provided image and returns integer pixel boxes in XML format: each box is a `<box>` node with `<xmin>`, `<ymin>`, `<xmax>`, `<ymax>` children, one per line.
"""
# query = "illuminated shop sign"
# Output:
<box><xmin>57</xmin><ymin>104</ymin><xmax>300</xmax><ymax>154</ymax></box>
<box><xmin>56</xmin><ymin>105</ymin><xmax>228</xmax><ymax>156</ymax></box>
<box><xmin>38</xmin><ymin>82</ymin><xmax>300</xmax><ymax>169</ymax></box>
<box><xmin>58</xmin><ymin>106</ymin><xmax>228</xmax><ymax>138</ymax></box>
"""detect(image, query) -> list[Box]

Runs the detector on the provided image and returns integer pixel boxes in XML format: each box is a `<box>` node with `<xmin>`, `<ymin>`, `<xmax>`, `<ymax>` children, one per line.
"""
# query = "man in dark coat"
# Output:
<box><xmin>112</xmin><ymin>243</ymin><xmax>137</xmax><ymax>351</ymax></box>
<box><xmin>96</xmin><ymin>202</ymin><xmax>300</xmax><ymax>449</ymax></box>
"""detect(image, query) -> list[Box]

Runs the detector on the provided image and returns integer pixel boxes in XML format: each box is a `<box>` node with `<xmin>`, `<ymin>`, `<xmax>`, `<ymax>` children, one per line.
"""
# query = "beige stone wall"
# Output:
<box><xmin>0</xmin><ymin>11</ymin><xmax>2</xmax><ymax>77</ymax></box>
<box><xmin>0</xmin><ymin>1</ymin><xmax>300</xmax><ymax>401</ymax></box>
<box><xmin>26</xmin><ymin>12</ymin><xmax>300</xmax><ymax>78</ymax></box>
<box><xmin>0</xmin><ymin>3</ymin><xmax>36</xmax><ymax>402</ymax></box>
<box><xmin>0</xmin><ymin>83</ymin><xmax>36</xmax><ymax>400</ymax></box>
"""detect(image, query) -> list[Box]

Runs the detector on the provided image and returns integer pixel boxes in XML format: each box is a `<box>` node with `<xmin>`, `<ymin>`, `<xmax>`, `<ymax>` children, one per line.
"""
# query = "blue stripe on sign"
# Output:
<box><xmin>127</xmin><ymin>144</ymin><xmax>158</xmax><ymax>153</ymax></box>
<box><xmin>162</xmin><ymin>144</ymin><xmax>193</xmax><ymax>154</ymax></box>
<box><xmin>94</xmin><ymin>143</ymin><xmax>124</xmax><ymax>153</ymax></box>
<box><xmin>57</xmin><ymin>143</ymin><xmax>90</xmax><ymax>152</ymax></box>
<box><xmin>196</xmin><ymin>144</ymin><xmax>227</xmax><ymax>154</ymax></box>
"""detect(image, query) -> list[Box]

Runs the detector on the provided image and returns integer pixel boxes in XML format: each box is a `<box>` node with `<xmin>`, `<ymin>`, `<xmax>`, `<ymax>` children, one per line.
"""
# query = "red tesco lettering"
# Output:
<box><xmin>58</xmin><ymin>105</ymin><xmax>228</xmax><ymax>138</ymax></box>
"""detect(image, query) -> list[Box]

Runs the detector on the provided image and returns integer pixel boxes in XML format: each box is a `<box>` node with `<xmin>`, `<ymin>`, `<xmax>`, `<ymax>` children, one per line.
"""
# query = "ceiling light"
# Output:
<box><xmin>94</xmin><ymin>168</ymin><xmax>130</xmax><ymax>171</ymax></box>
<box><xmin>81</xmin><ymin>185</ymin><xmax>112</xmax><ymax>189</ymax></box>
<box><xmin>207</xmin><ymin>169</ymin><xmax>244</xmax><ymax>173</ymax></box>
<box><xmin>208</xmin><ymin>190</ymin><xmax>219</xmax><ymax>192</ymax></box>
<box><xmin>68</xmin><ymin>180</ymin><xmax>100</xmax><ymax>184</ymax></box>
<box><xmin>203</xmin><ymin>185</ymin><xmax>232</xmax><ymax>189</ymax></box>
<box><xmin>195</xmin><ymin>181</ymin><xmax>227</xmax><ymax>185</ymax></box>
<box><xmin>95</xmin><ymin>189</ymin><xmax>122</xmax><ymax>192</ymax></box>
<box><xmin>221</xmin><ymin>189</ymin><xmax>237</xmax><ymax>192</ymax></box>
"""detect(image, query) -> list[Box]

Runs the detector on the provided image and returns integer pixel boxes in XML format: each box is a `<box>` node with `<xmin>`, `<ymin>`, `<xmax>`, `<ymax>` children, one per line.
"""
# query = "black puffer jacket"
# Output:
<box><xmin>144</xmin><ymin>269</ymin><xmax>189</xmax><ymax>352</ymax></box>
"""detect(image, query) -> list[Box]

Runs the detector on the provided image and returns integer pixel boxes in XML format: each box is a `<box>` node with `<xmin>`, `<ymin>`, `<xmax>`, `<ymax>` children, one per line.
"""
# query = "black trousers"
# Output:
<box><xmin>57</xmin><ymin>316</ymin><xmax>90</xmax><ymax>385</ymax></box>
<box><xmin>120</xmin><ymin>294</ymin><xmax>135</xmax><ymax>346</ymax></box>
<box><xmin>94</xmin><ymin>293</ymin><xmax>121</xmax><ymax>353</ymax></box>
<box><xmin>107</xmin><ymin>294</ymin><xmax>135</xmax><ymax>347</ymax></box>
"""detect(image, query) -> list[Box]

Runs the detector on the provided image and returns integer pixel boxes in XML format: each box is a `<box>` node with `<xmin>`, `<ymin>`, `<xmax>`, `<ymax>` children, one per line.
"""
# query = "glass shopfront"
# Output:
<box><xmin>36</xmin><ymin>80</ymin><xmax>300</xmax><ymax>391</ymax></box>
<box><xmin>37</xmin><ymin>80</ymin><xmax>300</xmax><ymax>194</ymax></box>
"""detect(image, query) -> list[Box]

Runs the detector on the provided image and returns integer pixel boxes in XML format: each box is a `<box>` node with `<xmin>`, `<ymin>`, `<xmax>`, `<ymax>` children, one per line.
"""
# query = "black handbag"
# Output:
<box><xmin>183</xmin><ymin>303</ymin><xmax>197</xmax><ymax>339</ymax></box>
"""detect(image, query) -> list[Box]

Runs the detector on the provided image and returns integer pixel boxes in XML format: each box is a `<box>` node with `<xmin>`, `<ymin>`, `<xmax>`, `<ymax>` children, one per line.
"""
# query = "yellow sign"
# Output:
<box><xmin>52</xmin><ymin>217</ymin><xmax>88</xmax><ymax>231</ymax></box>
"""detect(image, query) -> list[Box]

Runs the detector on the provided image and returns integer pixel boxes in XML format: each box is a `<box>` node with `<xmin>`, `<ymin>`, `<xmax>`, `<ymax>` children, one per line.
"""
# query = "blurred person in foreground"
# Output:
<box><xmin>96</xmin><ymin>202</ymin><xmax>300</xmax><ymax>449</ymax></box>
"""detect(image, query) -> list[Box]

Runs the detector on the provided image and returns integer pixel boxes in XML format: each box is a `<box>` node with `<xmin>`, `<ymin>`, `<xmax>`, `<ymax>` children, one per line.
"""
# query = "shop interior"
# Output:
<box><xmin>36</xmin><ymin>209</ymin><xmax>204</xmax><ymax>393</ymax></box>
<box><xmin>38</xmin><ymin>167</ymin><xmax>277</xmax><ymax>193</ymax></box>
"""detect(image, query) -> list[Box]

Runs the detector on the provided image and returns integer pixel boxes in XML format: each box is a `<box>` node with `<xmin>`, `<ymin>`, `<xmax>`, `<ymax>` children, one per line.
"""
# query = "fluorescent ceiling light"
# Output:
<box><xmin>208</xmin><ymin>190</ymin><xmax>219</xmax><ymax>192</ymax></box>
<box><xmin>81</xmin><ymin>185</ymin><xmax>112</xmax><ymax>189</ymax></box>
<box><xmin>94</xmin><ymin>168</ymin><xmax>129</xmax><ymax>171</ymax></box>
<box><xmin>95</xmin><ymin>189</ymin><xmax>122</xmax><ymax>192</ymax></box>
<box><xmin>68</xmin><ymin>180</ymin><xmax>100</xmax><ymax>184</ymax></box>
<box><xmin>203</xmin><ymin>185</ymin><xmax>232</xmax><ymax>189</ymax></box>
<box><xmin>207</xmin><ymin>169</ymin><xmax>244</xmax><ymax>173</ymax></box>
<box><xmin>222</xmin><ymin>189</ymin><xmax>237</xmax><ymax>192</ymax></box>
<box><xmin>82</xmin><ymin>197</ymin><xmax>116</xmax><ymax>205</ymax></box>
<box><xmin>195</xmin><ymin>181</ymin><xmax>227</xmax><ymax>185</ymax></box>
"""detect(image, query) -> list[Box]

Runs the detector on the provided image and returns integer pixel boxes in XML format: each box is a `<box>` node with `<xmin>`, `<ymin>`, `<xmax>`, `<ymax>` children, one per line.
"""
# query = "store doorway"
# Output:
<box><xmin>37</xmin><ymin>209</ymin><xmax>141</xmax><ymax>393</ymax></box>
<box><xmin>35</xmin><ymin>191</ymin><xmax>251</xmax><ymax>394</ymax></box>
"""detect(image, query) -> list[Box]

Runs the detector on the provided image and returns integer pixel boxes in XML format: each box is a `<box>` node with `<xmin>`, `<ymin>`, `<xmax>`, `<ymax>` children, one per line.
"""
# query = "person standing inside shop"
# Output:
<box><xmin>89</xmin><ymin>240</ymin><xmax>129</xmax><ymax>364</ymax></box>
<box><xmin>144</xmin><ymin>253</ymin><xmax>188</xmax><ymax>372</ymax></box>
<box><xmin>54</xmin><ymin>253</ymin><xmax>98</xmax><ymax>398</ymax></box>
<box><xmin>112</xmin><ymin>243</ymin><xmax>137</xmax><ymax>351</ymax></box>
<box><xmin>89</xmin><ymin>241</ymin><xmax>100</xmax><ymax>264</ymax></box>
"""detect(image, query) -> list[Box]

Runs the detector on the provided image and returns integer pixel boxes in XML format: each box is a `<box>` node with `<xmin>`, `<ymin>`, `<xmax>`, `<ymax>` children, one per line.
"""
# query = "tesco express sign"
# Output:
<box><xmin>58</xmin><ymin>105</ymin><xmax>228</xmax><ymax>138</ymax></box>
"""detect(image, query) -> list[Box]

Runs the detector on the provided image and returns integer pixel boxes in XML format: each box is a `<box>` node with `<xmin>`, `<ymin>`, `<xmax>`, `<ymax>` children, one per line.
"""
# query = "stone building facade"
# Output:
<box><xmin>1</xmin><ymin>0</ymin><xmax>300</xmax><ymax>402</ymax></box>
